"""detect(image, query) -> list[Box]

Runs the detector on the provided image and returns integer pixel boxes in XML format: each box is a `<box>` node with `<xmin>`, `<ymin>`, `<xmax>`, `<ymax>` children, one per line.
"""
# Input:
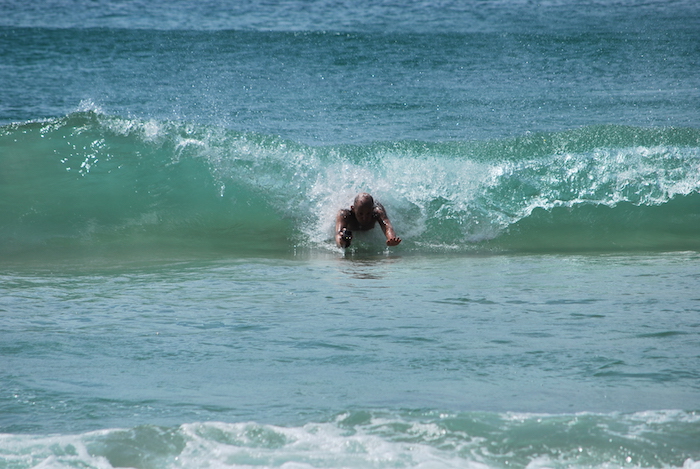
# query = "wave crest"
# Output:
<box><xmin>1</xmin><ymin>112</ymin><xmax>699</xmax><ymax>259</ymax></box>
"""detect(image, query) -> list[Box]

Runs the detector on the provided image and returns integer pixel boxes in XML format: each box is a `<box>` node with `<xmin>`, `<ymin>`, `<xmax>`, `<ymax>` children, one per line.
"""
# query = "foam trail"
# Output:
<box><xmin>1</xmin><ymin>410</ymin><xmax>699</xmax><ymax>469</ymax></box>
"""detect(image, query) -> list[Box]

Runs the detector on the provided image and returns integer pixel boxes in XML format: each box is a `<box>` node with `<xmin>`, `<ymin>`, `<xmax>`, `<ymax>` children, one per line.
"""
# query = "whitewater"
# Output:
<box><xmin>1</xmin><ymin>1</ymin><xmax>699</xmax><ymax>468</ymax></box>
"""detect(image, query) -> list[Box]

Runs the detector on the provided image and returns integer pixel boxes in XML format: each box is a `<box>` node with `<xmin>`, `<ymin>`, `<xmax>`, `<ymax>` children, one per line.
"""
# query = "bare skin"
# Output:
<box><xmin>335</xmin><ymin>193</ymin><xmax>402</xmax><ymax>248</ymax></box>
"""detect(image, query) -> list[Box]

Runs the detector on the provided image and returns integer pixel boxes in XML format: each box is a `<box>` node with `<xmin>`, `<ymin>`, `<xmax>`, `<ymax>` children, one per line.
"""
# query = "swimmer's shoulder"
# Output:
<box><xmin>373</xmin><ymin>202</ymin><xmax>387</xmax><ymax>217</ymax></box>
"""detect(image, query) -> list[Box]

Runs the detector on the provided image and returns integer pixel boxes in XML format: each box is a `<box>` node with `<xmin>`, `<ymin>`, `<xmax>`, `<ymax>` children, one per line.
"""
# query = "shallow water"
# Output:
<box><xmin>2</xmin><ymin>252</ymin><xmax>700</xmax><ymax>467</ymax></box>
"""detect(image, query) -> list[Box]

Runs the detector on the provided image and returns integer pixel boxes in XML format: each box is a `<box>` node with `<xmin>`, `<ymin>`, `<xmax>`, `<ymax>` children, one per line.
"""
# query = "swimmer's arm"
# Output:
<box><xmin>375</xmin><ymin>204</ymin><xmax>402</xmax><ymax>247</ymax></box>
<box><xmin>335</xmin><ymin>209</ymin><xmax>353</xmax><ymax>248</ymax></box>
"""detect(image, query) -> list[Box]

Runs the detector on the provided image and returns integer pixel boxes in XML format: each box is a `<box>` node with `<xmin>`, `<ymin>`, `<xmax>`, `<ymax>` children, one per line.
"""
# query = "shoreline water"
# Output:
<box><xmin>2</xmin><ymin>251</ymin><xmax>699</xmax><ymax>467</ymax></box>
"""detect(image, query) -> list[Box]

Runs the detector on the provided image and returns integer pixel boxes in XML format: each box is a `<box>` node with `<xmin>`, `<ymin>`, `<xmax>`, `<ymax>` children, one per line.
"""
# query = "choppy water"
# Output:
<box><xmin>1</xmin><ymin>1</ymin><xmax>699</xmax><ymax>468</ymax></box>
<box><xmin>2</xmin><ymin>253</ymin><xmax>700</xmax><ymax>468</ymax></box>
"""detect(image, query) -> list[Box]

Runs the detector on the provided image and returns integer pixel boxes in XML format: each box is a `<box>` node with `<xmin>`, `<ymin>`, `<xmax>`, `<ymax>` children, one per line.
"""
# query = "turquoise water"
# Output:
<box><xmin>2</xmin><ymin>114</ymin><xmax>699</xmax><ymax>260</ymax></box>
<box><xmin>2</xmin><ymin>254</ymin><xmax>700</xmax><ymax>467</ymax></box>
<box><xmin>1</xmin><ymin>1</ymin><xmax>700</xmax><ymax>468</ymax></box>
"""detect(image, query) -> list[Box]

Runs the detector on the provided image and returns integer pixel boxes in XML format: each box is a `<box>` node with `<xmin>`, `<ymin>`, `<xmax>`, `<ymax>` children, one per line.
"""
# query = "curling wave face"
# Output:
<box><xmin>1</xmin><ymin>110</ymin><xmax>699</xmax><ymax>260</ymax></box>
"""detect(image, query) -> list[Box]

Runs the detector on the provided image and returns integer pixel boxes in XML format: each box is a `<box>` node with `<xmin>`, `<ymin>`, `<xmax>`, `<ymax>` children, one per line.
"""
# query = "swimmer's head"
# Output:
<box><xmin>352</xmin><ymin>193</ymin><xmax>374</xmax><ymax>225</ymax></box>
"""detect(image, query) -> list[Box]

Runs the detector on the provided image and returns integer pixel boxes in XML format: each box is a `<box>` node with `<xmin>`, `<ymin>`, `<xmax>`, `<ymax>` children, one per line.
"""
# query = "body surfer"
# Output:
<box><xmin>335</xmin><ymin>193</ymin><xmax>402</xmax><ymax>248</ymax></box>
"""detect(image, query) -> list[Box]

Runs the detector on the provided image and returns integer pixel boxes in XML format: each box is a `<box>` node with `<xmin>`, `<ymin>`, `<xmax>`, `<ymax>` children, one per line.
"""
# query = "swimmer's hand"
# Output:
<box><xmin>386</xmin><ymin>237</ymin><xmax>402</xmax><ymax>247</ymax></box>
<box><xmin>337</xmin><ymin>228</ymin><xmax>353</xmax><ymax>248</ymax></box>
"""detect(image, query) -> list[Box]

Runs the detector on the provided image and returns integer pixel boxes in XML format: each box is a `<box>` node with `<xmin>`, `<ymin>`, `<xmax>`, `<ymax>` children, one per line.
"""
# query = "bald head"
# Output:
<box><xmin>353</xmin><ymin>192</ymin><xmax>374</xmax><ymax>208</ymax></box>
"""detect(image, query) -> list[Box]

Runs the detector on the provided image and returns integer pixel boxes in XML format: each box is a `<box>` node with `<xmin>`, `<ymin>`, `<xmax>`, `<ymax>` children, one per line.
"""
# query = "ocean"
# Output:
<box><xmin>1</xmin><ymin>1</ymin><xmax>699</xmax><ymax>468</ymax></box>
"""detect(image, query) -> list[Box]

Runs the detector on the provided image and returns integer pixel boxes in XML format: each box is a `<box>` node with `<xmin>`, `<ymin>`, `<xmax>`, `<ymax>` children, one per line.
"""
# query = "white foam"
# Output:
<box><xmin>2</xmin><ymin>412</ymin><xmax>698</xmax><ymax>469</ymax></box>
<box><xmin>0</xmin><ymin>431</ymin><xmax>114</xmax><ymax>469</ymax></box>
<box><xmin>173</xmin><ymin>419</ymin><xmax>497</xmax><ymax>469</ymax></box>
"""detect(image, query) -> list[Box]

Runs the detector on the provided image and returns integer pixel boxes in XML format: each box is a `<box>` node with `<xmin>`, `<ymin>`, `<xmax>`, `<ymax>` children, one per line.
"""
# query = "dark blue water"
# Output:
<box><xmin>2</xmin><ymin>1</ymin><xmax>699</xmax><ymax>143</ymax></box>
